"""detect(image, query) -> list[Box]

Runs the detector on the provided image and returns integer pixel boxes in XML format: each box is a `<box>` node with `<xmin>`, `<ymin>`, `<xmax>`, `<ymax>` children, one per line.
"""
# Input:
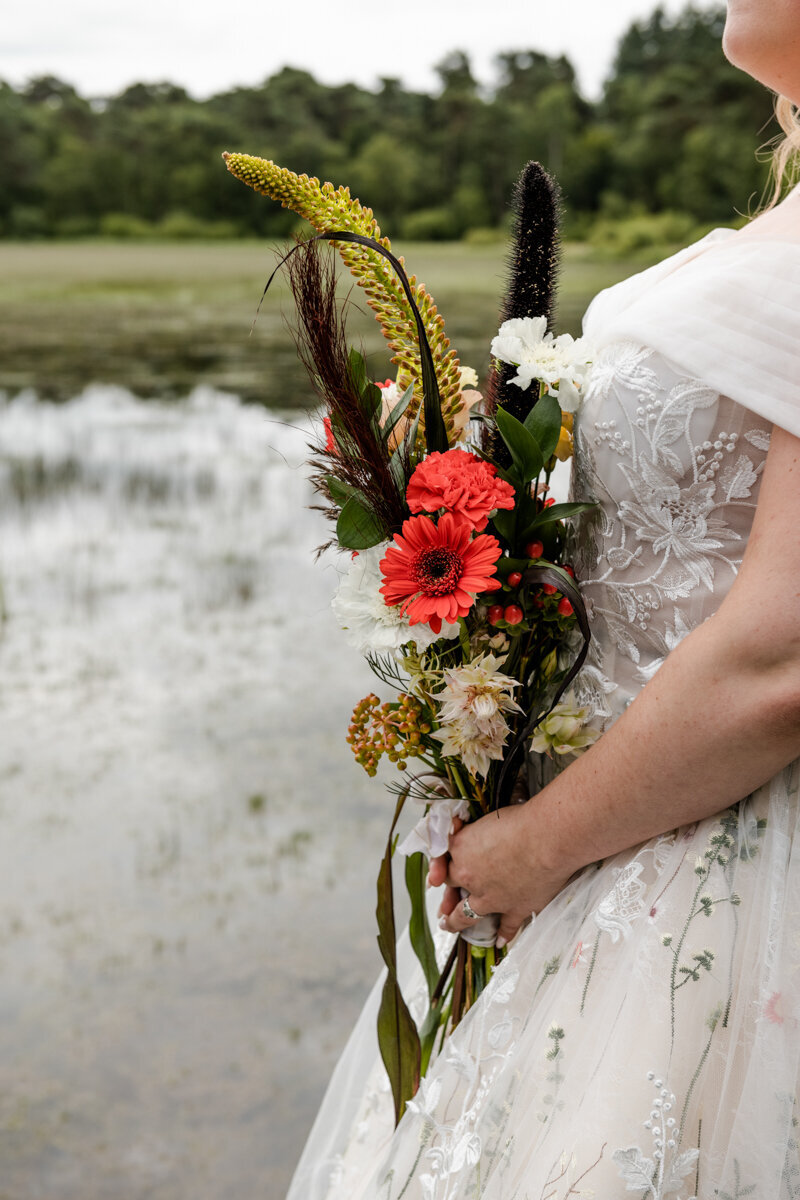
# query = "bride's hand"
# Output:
<box><xmin>428</xmin><ymin>803</ymin><xmax>578</xmax><ymax>946</ymax></box>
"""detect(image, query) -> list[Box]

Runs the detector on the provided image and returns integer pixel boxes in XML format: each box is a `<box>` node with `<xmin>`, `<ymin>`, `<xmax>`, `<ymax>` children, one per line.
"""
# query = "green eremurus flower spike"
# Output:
<box><xmin>222</xmin><ymin>151</ymin><xmax>463</xmax><ymax>439</ymax></box>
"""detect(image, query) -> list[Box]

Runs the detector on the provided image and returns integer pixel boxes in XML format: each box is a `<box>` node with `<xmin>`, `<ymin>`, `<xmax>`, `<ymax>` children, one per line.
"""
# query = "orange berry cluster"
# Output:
<box><xmin>347</xmin><ymin>692</ymin><xmax>432</xmax><ymax>776</ymax></box>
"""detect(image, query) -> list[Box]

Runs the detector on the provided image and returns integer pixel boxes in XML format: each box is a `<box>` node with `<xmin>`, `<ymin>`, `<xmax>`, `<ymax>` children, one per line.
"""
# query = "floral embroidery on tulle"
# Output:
<box><xmin>570</xmin><ymin>343</ymin><xmax>771</xmax><ymax>727</ymax></box>
<box><xmin>537</xmin><ymin>1023</ymin><xmax>566</xmax><ymax>1124</ymax></box>
<box><xmin>613</xmin><ymin>1072</ymin><xmax>699</xmax><ymax>1198</ymax></box>
<box><xmin>764</xmin><ymin>992</ymin><xmax>786</xmax><ymax>1025</ymax></box>
<box><xmin>594</xmin><ymin>860</ymin><xmax>647</xmax><ymax>942</ymax></box>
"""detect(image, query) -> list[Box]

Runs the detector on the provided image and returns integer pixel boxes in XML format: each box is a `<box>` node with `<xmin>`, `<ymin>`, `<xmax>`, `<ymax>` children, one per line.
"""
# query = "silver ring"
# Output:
<box><xmin>461</xmin><ymin>896</ymin><xmax>481</xmax><ymax>921</ymax></box>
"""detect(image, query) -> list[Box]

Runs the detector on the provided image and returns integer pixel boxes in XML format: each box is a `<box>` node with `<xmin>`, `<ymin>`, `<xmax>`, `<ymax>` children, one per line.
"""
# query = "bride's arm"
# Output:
<box><xmin>433</xmin><ymin>422</ymin><xmax>800</xmax><ymax>946</ymax></box>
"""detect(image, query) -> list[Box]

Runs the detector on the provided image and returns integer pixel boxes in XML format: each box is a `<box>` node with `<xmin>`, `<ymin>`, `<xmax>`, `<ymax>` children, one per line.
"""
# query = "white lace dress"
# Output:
<box><xmin>286</xmin><ymin>231</ymin><xmax>800</xmax><ymax>1200</ymax></box>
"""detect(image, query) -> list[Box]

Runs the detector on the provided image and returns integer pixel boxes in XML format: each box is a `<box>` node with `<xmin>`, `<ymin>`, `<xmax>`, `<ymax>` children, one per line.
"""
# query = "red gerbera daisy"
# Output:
<box><xmin>379</xmin><ymin>512</ymin><xmax>502</xmax><ymax>634</ymax></box>
<box><xmin>406</xmin><ymin>448</ymin><xmax>515</xmax><ymax>532</ymax></box>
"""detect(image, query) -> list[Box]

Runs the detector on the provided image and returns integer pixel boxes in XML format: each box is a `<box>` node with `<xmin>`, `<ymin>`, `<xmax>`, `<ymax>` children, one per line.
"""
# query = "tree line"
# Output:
<box><xmin>0</xmin><ymin>5</ymin><xmax>778</xmax><ymax>242</ymax></box>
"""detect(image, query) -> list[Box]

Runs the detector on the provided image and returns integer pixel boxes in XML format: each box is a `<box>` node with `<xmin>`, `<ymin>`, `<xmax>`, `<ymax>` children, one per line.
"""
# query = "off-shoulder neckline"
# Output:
<box><xmin>583</xmin><ymin>219</ymin><xmax>800</xmax><ymax>344</ymax></box>
<box><xmin>663</xmin><ymin>223</ymin><xmax>800</xmax><ymax>282</ymax></box>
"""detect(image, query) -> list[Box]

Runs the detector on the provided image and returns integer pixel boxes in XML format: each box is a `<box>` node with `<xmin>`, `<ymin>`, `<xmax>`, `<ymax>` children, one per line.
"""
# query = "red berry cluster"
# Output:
<box><xmin>541</xmin><ymin>574</ymin><xmax>575</xmax><ymax>616</ymax></box>
<box><xmin>487</xmin><ymin>541</ymin><xmax>577</xmax><ymax>628</ymax></box>
<box><xmin>347</xmin><ymin>692</ymin><xmax>431</xmax><ymax>776</ymax></box>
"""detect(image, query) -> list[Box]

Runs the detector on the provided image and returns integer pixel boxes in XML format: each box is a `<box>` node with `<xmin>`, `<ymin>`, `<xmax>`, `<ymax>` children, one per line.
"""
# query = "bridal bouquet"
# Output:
<box><xmin>224</xmin><ymin>152</ymin><xmax>597</xmax><ymax>1122</ymax></box>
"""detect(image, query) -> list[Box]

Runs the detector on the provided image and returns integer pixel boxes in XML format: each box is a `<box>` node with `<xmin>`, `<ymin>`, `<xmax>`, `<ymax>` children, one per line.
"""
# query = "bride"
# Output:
<box><xmin>287</xmin><ymin>3</ymin><xmax>800</xmax><ymax>1195</ymax></box>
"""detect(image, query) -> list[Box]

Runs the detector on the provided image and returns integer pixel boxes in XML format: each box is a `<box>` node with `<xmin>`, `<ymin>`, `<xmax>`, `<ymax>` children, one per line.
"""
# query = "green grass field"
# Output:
<box><xmin>0</xmin><ymin>240</ymin><xmax>643</xmax><ymax>405</ymax></box>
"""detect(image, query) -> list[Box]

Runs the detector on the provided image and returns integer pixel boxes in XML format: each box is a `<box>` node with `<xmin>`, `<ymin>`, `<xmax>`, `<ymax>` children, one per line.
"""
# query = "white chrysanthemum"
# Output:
<box><xmin>530</xmin><ymin>691</ymin><xmax>601</xmax><ymax>758</ymax></box>
<box><xmin>332</xmin><ymin>543</ymin><xmax>458</xmax><ymax>654</ymax></box>
<box><xmin>490</xmin><ymin>316</ymin><xmax>594</xmax><ymax>411</ymax></box>
<box><xmin>432</xmin><ymin>653</ymin><xmax>523</xmax><ymax>778</ymax></box>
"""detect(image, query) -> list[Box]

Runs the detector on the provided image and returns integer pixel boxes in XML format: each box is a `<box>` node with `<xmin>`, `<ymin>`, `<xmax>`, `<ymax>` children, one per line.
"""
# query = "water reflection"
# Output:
<box><xmin>0</xmin><ymin>387</ymin><xmax>388</xmax><ymax>1198</ymax></box>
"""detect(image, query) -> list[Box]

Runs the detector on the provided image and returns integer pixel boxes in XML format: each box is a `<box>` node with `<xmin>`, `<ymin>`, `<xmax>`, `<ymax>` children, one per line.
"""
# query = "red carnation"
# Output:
<box><xmin>379</xmin><ymin>512</ymin><xmax>502</xmax><ymax>634</ymax></box>
<box><xmin>406</xmin><ymin>448</ymin><xmax>515</xmax><ymax>532</ymax></box>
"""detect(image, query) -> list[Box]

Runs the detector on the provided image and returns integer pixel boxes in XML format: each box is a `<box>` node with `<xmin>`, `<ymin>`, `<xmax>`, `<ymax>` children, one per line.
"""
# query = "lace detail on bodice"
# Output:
<box><xmin>570</xmin><ymin>342</ymin><xmax>772</xmax><ymax>726</ymax></box>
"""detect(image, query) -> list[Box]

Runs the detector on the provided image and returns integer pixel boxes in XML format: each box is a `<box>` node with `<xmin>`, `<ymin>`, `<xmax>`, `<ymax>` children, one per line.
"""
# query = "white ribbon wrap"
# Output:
<box><xmin>397</xmin><ymin>791</ymin><xmax>471</xmax><ymax>859</ymax></box>
<box><xmin>397</xmin><ymin>775</ymin><xmax>501</xmax><ymax>948</ymax></box>
<box><xmin>458</xmin><ymin>888</ymin><xmax>501</xmax><ymax>948</ymax></box>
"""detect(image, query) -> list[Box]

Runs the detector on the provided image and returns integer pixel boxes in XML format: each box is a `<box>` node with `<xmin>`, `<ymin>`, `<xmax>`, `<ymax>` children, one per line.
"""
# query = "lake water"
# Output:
<box><xmin>0</xmin><ymin>386</ymin><xmax>391</xmax><ymax>1199</ymax></box>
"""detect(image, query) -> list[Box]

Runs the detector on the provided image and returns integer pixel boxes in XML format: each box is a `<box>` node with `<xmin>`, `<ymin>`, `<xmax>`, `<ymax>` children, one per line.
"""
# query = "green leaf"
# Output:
<box><xmin>328</xmin><ymin>408</ymin><xmax>352</xmax><ymax>450</ymax></box>
<box><xmin>376</xmin><ymin>790</ymin><xmax>405</xmax><ymax>967</ymax></box>
<box><xmin>376</xmin><ymin>790</ymin><xmax>421</xmax><ymax>1124</ymax></box>
<box><xmin>361</xmin><ymin>381</ymin><xmax>383</xmax><ymax>425</ymax></box>
<box><xmin>494</xmin><ymin>555</ymin><xmax>530</xmax><ymax>577</ymax></box>
<box><xmin>406</xmin><ymin>853</ymin><xmax>439</xmax><ymax>999</ymax></box>
<box><xmin>389</xmin><ymin>445</ymin><xmax>408</xmax><ymax>492</ymax></box>
<box><xmin>377</xmin><ymin>976</ymin><xmax>421</xmax><ymax>1125</ymax></box>
<box><xmin>520</xmin><ymin>501</ymin><xmax>596</xmax><ymax>538</ymax></box>
<box><xmin>523</xmin><ymin>393</ymin><xmax>562</xmax><ymax>462</ymax></box>
<box><xmin>403</xmin><ymin>400</ymin><xmax>422</xmax><ymax>457</ymax></box>
<box><xmin>419</xmin><ymin>997</ymin><xmax>445</xmax><ymax>1076</ymax></box>
<box><xmin>336</xmin><ymin>494</ymin><xmax>386</xmax><ymax>549</ymax></box>
<box><xmin>494</xmin><ymin>406</ymin><xmax>544</xmax><ymax>482</ymax></box>
<box><xmin>540</xmin><ymin>501</ymin><xmax>596</xmax><ymax>522</ymax></box>
<box><xmin>523</xmin><ymin>561</ymin><xmax>581</xmax><ymax>601</ymax></box>
<box><xmin>421</xmin><ymin>350</ymin><xmax>449</xmax><ymax>456</ymax></box>
<box><xmin>490</xmin><ymin>510</ymin><xmax>516</xmax><ymax>543</ymax></box>
<box><xmin>514</xmin><ymin>492</ymin><xmax>539</xmax><ymax>533</ymax></box>
<box><xmin>383</xmin><ymin>382</ymin><xmax>414</xmax><ymax>443</ymax></box>
<box><xmin>325</xmin><ymin>474</ymin><xmax>358</xmax><ymax>507</ymax></box>
<box><xmin>347</xmin><ymin>346</ymin><xmax>368</xmax><ymax>394</ymax></box>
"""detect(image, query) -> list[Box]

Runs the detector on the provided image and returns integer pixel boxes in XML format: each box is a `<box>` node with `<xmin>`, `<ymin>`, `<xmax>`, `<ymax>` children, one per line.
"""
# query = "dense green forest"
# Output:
<box><xmin>0</xmin><ymin>4</ymin><xmax>779</xmax><ymax>242</ymax></box>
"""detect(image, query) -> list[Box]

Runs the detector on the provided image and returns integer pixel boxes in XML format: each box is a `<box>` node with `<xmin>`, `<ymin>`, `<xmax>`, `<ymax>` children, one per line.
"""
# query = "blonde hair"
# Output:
<box><xmin>768</xmin><ymin>95</ymin><xmax>800</xmax><ymax>205</ymax></box>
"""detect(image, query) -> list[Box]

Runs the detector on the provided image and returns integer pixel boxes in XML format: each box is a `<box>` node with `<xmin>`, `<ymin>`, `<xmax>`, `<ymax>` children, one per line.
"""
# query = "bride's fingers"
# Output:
<box><xmin>496</xmin><ymin>914</ymin><xmax>522</xmax><ymax>948</ymax></box>
<box><xmin>496</xmin><ymin>910</ymin><xmax>532</xmax><ymax>948</ymax></box>
<box><xmin>438</xmin><ymin>892</ymin><xmax>489</xmax><ymax>934</ymax></box>
<box><xmin>439</xmin><ymin>898</ymin><xmax>533</xmax><ymax>943</ymax></box>
<box><xmin>427</xmin><ymin>854</ymin><xmax>449</xmax><ymax>888</ymax></box>
<box><xmin>437</xmin><ymin>885</ymin><xmax>461</xmax><ymax>918</ymax></box>
<box><xmin>427</xmin><ymin>817</ymin><xmax>464</xmax><ymax>888</ymax></box>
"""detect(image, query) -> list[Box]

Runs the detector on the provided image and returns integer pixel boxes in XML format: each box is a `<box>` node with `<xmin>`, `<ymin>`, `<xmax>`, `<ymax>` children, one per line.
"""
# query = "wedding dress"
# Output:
<box><xmin>286</xmin><ymin>229</ymin><xmax>800</xmax><ymax>1199</ymax></box>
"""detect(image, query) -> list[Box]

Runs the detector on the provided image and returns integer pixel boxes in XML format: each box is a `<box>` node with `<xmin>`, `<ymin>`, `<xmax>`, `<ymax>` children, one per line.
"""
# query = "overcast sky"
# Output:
<box><xmin>2</xmin><ymin>0</ymin><xmax>721</xmax><ymax>101</ymax></box>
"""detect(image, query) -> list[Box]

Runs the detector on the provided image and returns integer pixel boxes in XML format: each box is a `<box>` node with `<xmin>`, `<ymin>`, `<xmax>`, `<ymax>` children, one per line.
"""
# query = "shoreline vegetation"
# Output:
<box><xmin>1</xmin><ymin>239</ymin><xmax>672</xmax><ymax>405</ymax></box>
<box><xmin>1</xmin><ymin>7</ymin><xmax>774</xmax><ymax>252</ymax></box>
<box><xmin>0</xmin><ymin>3</ymin><xmax>768</xmax><ymax>404</ymax></box>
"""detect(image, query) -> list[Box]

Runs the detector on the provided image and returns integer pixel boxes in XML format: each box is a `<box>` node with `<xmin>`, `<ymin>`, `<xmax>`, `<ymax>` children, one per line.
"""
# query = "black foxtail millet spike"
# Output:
<box><xmin>487</xmin><ymin>162</ymin><xmax>562</xmax><ymax>465</ymax></box>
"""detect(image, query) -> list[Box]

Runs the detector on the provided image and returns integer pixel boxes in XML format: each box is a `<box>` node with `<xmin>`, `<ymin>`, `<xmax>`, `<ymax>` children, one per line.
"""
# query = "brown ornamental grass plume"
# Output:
<box><xmin>222</xmin><ymin>151</ymin><xmax>463</xmax><ymax>442</ymax></box>
<box><xmin>287</xmin><ymin>238</ymin><xmax>410</xmax><ymax>544</ymax></box>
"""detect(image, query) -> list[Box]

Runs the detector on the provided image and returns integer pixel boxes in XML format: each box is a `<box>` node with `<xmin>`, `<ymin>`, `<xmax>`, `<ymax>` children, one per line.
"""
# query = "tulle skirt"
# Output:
<box><xmin>287</xmin><ymin>761</ymin><xmax>800</xmax><ymax>1199</ymax></box>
